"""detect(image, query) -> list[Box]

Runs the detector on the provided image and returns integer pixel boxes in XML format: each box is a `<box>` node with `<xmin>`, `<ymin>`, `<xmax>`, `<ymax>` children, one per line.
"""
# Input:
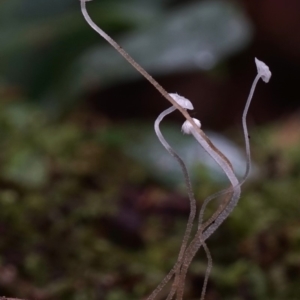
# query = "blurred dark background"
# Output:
<box><xmin>0</xmin><ymin>0</ymin><xmax>300</xmax><ymax>299</ymax></box>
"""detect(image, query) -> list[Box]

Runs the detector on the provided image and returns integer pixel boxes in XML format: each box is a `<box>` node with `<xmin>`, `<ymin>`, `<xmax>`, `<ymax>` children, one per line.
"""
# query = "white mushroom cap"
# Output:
<box><xmin>169</xmin><ymin>93</ymin><xmax>194</xmax><ymax>110</ymax></box>
<box><xmin>181</xmin><ymin>118</ymin><xmax>201</xmax><ymax>134</ymax></box>
<box><xmin>255</xmin><ymin>58</ymin><xmax>271</xmax><ymax>83</ymax></box>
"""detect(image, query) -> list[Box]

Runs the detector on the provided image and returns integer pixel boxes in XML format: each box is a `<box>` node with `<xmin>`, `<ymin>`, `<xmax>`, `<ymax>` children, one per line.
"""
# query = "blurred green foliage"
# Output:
<box><xmin>0</xmin><ymin>0</ymin><xmax>251</xmax><ymax>114</ymax></box>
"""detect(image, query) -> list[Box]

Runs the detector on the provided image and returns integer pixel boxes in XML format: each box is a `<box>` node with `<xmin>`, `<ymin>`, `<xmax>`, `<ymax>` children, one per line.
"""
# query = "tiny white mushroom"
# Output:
<box><xmin>154</xmin><ymin>94</ymin><xmax>194</xmax><ymax>151</ymax></box>
<box><xmin>255</xmin><ymin>57</ymin><xmax>271</xmax><ymax>83</ymax></box>
<box><xmin>169</xmin><ymin>93</ymin><xmax>194</xmax><ymax>110</ymax></box>
<box><xmin>181</xmin><ymin>118</ymin><xmax>201</xmax><ymax>134</ymax></box>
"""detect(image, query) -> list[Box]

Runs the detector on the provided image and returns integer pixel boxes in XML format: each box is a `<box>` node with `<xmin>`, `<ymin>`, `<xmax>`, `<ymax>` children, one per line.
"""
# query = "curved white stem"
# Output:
<box><xmin>241</xmin><ymin>74</ymin><xmax>260</xmax><ymax>182</ymax></box>
<box><xmin>80</xmin><ymin>0</ymin><xmax>235</xmax><ymax>170</ymax></box>
<box><xmin>175</xmin><ymin>73</ymin><xmax>264</xmax><ymax>300</ymax></box>
<box><xmin>80</xmin><ymin>1</ymin><xmax>199</xmax><ymax>133</ymax></box>
<box><xmin>174</xmin><ymin>127</ymin><xmax>240</xmax><ymax>300</ymax></box>
<box><xmin>148</xmin><ymin>107</ymin><xmax>199</xmax><ymax>300</ymax></box>
<box><xmin>198</xmin><ymin>73</ymin><xmax>261</xmax><ymax>227</ymax></box>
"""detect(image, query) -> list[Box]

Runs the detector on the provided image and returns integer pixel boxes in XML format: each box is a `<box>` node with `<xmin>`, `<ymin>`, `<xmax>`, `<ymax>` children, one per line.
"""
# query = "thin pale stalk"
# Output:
<box><xmin>241</xmin><ymin>74</ymin><xmax>260</xmax><ymax>181</ymax></box>
<box><xmin>80</xmin><ymin>0</ymin><xmax>233</xmax><ymax>171</ymax></box>
<box><xmin>198</xmin><ymin>73</ymin><xmax>261</xmax><ymax>228</ymax></box>
<box><xmin>150</xmin><ymin>116</ymin><xmax>236</xmax><ymax>299</ymax></box>
<box><xmin>148</xmin><ymin>107</ymin><xmax>197</xmax><ymax>300</ymax></box>
<box><xmin>151</xmin><ymin>122</ymin><xmax>238</xmax><ymax>299</ymax></box>
<box><xmin>200</xmin><ymin>242</ymin><xmax>212</xmax><ymax>300</ymax></box>
<box><xmin>175</xmin><ymin>74</ymin><xmax>262</xmax><ymax>299</ymax></box>
<box><xmin>166</xmin><ymin>234</ymin><xmax>212</xmax><ymax>300</ymax></box>
<box><xmin>175</xmin><ymin>127</ymin><xmax>240</xmax><ymax>300</ymax></box>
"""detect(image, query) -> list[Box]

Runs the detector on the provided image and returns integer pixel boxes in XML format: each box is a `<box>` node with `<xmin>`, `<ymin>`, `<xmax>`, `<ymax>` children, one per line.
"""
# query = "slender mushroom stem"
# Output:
<box><xmin>175</xmin><ymin>124</ymin><xmax>241</xmax><ymax>300</ymax></box>
<box><xmin>163</xmin><ymin>118</ymin><xmax>240</xmax><ymax>300</ymax></box>
<box><xmin>154</xmin><ymin>107</ymin><xmax>197</xmax><ymax>270</ymax></box>
<box><xmin>151</xmin><ymin>105</ymin><xmax>212</xmax><ymax>300</ymax></box>
<box><xmin>155</xmin><ymin>112</ymin><xmax>212</xmax><ymax>300</ymax></box>
<box><xmin>80</xmin><ymin>0</ymin><xmax>234</xmax><ymax>172</ymax></box>
<box><xmin>174</xmin><ymin>59</ymin><xmax>271</xmax><ymax>299</ymax></box>
<box><xmin>200</xmin><ymin>242</ymin><xmax>213</xmax><ymax>300</ymax></box>
<box><xmin>198</xmin><ymin>73</ymin><xmax>262</xmax><ymax>228</ymax></box>
<box><xmin>149</xmin><ymin>106</ymin><xmax>197</xmax><ymax>299</ymax></box>
<box><xmin>198</xmin><ymin>58</ymin><xmax>272</xmax><ymax>229</ymax></box>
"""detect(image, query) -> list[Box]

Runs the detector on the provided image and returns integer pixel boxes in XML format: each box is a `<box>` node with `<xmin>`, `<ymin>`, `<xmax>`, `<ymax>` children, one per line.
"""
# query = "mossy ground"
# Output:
<box><xmin>0</xmin><ymin>100</ymin><xmax>299</xmax><ymax>300</ymax></box>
